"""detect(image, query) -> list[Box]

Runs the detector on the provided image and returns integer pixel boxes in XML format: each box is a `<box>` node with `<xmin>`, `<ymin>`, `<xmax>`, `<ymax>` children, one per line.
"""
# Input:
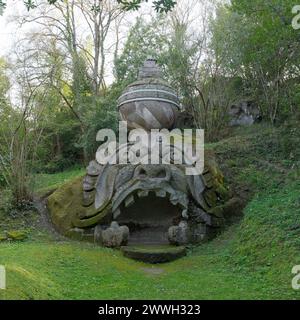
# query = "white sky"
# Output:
<box><xmin>0</xmin><ymin>0</ymin><xmax>151</xmax><ymax>56</ymax></box>
<box><xmin>0</xmin><ymin>0</ymin><xmax>219</xmax><ymax>54</ymax></box>
<box><xmin>0</xmin><ymin>0</ymin><xmax>220</xmax><ymax>101</ymax></box>
<box><xmin>0</xmin><ymin>1</ymin><xmax>22</xmax><ymax>55</ymax></box>
<box><xmin>0</xmin><ymin>0</ymin><xmax>155</xmax><ymax>86</ymax></box>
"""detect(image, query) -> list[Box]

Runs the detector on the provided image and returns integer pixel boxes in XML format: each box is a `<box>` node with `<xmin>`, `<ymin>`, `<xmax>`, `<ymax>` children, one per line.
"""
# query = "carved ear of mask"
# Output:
<box><xmin>95</xmin><ymin>164</ymin><xmax>119</xmax><ymax>211</ymax></box>
<box><xmin>187</xmin><ymin>174</ymin><xmax>209</xmax><ymax>211</ymax></box>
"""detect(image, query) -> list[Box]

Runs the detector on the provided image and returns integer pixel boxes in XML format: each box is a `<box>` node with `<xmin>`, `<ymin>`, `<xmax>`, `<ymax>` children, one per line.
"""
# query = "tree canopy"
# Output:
<box><xmin>0</xmin><ymin>0</ymin><xmax>176</xmax><ymax>14</ymax></box>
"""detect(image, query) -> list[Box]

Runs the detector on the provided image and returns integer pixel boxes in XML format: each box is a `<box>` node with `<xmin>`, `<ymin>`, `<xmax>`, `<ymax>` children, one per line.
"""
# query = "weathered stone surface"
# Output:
<box><xmin>101</xmin><ymin>221</ymin><xmax>129</xmax><ymax>248</ymax></box>
<box><xmin>82</xmin><ymin>190</ymin><xmax>96</xmax><ymax>207</ymax></box>
<box><xmin>114</xmin><ymin>166</ymin><xmax>135</xmax><ymax>190</ymax></box>
<box><xmin>168</xmin><ymin>221</ymin><xmax>189</xmax><ymax>245</ymax></box>
<box><xmin>83</xmin><ymin>175</ymin><xmax>97</xmax><ymax>191</ymax></box>
<box><xmin>189</xmin><ymin>223</ymin><xmax>208</xmax><ymax>243</ymax></box>
<box><xmin>48</xmin><ymin>150</ymin><xmax>231</xmax><ymax>248</ymax></box>
<box><xmin>48</xmin><ymin>176</ymin><xmax>108</xmax><ymax>236</ymax></box>
<box><xmin>138</xmin><ymin>58</ymin><xmax>162</xmax><ymax>79</ymax></box>
<box><xmin>229</xmin><ymin>101</ymin><xmax>261</xmax><ymax>126</ymax></box>
<box><xmin>94</xmin><ymin>224</ymin><xmax>103</xmax><ymax>244</ymax></box>
<box><xmin>204</xmin><ymin>189</ymin><xmax>218</xmax><ymax>207</ymax></box>
<box><xmin>48</xmin><ymin>176</ymin><xmax>83</xmax><ymax>235</ymax></box>
<box><xmin>121</xmin><ymin>245</ymin><xmax>186</xmax><ymax>263</ymax></box>
<box><xmin>117</xmin><ymin>59</ymin><xmax>180</xmax><ymax>131</ymax></box>
<box><xmin>202</xmin><ymin>172</ymin><xmax>214</xmax><ymax>188</ymax></box>
<box><xmin>86</xmin><ymin>160</ymin><xmax>103</xmax><ymax>176</ymax></box>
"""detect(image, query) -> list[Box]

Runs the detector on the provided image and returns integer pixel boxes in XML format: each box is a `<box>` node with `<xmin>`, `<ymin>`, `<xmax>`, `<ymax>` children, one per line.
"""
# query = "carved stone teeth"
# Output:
<box><xmin>137</xmin><ymin>190</ymin><xmax>149</xmax><ymax>198</ymax></box>
<box><xmin>156</xmin><ymin>190</ymin><xmax>166</xmax><ymax>198</ymax></box>
<box><xmin>182</xmin><ymin>209</ymin><xmax>188</xmax><ymax>218</ymax></box>
<box><xmin>177</xmin><ymin>201</ymin><xmax>186</xmax><ymax>209</ymax></box>
<box><xmin>125</xmin><ymin>195</ymin><xmax>135</xmax><ymax>208</ymax></box>
<box><xmin>113</xmin><ymin>208</ymin><xmax>121</xmax><ymax>219</ymax></box>
<box><xmin>170</xmin><ymin>194</ymin><xmax>178</xmax><ymax>205</ymax></box>
<box><xmin>170</xmin><ymin>193</ymin><xmax>177</xmax><ymax>200</ymax></box>
<box><xmin>170</xmin><ymin>198</ymin><xmax>178</xmax><ymax>206</ymax></box>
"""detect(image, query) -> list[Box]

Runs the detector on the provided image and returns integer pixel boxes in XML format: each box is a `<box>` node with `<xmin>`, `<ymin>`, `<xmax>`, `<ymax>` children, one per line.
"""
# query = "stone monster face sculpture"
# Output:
<box><xmin>78</xmin><ymin>156</ymin><xmax>226</xmax><ymax>247</ymax></box>
<box><xmin>48</xmin><ymin>59</ymin><xmax>231</xmax><ymax>253</ymax></box>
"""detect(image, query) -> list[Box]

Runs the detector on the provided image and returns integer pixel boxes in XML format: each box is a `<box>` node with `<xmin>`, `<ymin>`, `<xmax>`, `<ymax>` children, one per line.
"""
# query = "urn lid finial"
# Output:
<box><xmin>138</xmin><ymin>57</ymin><xmax>162</xmax><ymax>80</ymax></box>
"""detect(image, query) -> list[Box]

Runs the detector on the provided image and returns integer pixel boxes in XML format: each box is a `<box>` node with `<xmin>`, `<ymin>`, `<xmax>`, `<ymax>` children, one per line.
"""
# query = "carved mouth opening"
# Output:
<box><xmin>116</xmin><ymin>192</ymin><xmax>182</xmax><ymax>245</ymax></box>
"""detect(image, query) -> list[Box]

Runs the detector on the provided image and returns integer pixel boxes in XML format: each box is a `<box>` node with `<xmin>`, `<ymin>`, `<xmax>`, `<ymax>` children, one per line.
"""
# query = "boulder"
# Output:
<box><xmin>101</xmin><ymin>221</ymin><xmax>129</xmax><ymax>248</ymax></box>
<box><xmin>229</xmin><ymin>101</ymin><xmax>261</xmax><ymax>126</ymax></box>
<box><xmin>168</xmin><ymin>221</ymin><xmax>189</xmax><ymax>245</ymax></box>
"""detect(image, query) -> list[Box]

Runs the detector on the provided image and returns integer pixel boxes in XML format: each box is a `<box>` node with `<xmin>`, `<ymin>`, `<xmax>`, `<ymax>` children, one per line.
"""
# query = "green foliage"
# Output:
<box><xmin>114</xmin><ymin>17</ymin><xmax>168</xmax><ymax>85</ymax></box>
<box><xmin>117</xmin><ymin>0</ymin><xmax>176</xmax><ymax>13</ymax></box>
<box><xmin>23</xmin><ymin>0</ymin><xmax>37</xmax><ymax>11</ymax></box>
<box><xmin>0</xmin><ymin>60</ymin><xmax>10</xmax><ymax>186</ymax></box>
<box><xmin>0</xmin><ymin>60</ymin><xmax>33</xmax><ymax>201</ymax></box>
<box><xmin>231</xmin><ymin>181</ymin><xmax>300</xmax><ymax>267</ymax></box>
<box><xmin>0</xmin><ymin>0</ymin><xmax>176</xmax><ymax>15</ymax></box>
<box><xmin>160</xmin><ymin>22</ymin><xmax>197</xmax><ymax>96</ymax></box>
<box><xmin>0</xmin><ymin>58</ymin><xmax>9</xmax><ymax>100</ymax></box>
<box><xmin>0</xmin><ymin>0</ymin><xmax>5</xmax><ymax>15</ymax></box>
<box><xmin>208</xmin><ymin>121</ymin><xmax>300</xmax><ymax>273</ymax></box>
<box><xmin>76</xmin><ymin>92</ymin><xmax>119</xmax><ymax>161</ymax></box>
<box><xmin>115</xmin><ymin>16</ymin><xmax>198</xmax><ymax>97</ymax></box>
<box><xmin>0</xmin><ymin>188</ymin><xmax>14</xmax><ymax>215</ymax></box>
<box><xmin>34</xmin><ymin>165</ymin><xmax>85</xmax><ymax>195</ymax></box>
<box><xmin>211</xmin><ymin>1</ymin><xmax>300</xmax><ymax>122</ymax></box>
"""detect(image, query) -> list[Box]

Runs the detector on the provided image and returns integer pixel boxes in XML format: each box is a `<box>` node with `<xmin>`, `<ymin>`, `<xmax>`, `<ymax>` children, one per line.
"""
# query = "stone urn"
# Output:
<box><xmin>117</xmin><ymin>58</ymin><xmax>180</xmax><ymax>131</ymax></box>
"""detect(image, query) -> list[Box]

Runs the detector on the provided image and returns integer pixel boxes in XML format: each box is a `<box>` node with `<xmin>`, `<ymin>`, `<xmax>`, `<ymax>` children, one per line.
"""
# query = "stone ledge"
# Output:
<box><xmin>121</xmin><ymin>245</ymin><xmax>186</xmax><ymax>263</ymax></box>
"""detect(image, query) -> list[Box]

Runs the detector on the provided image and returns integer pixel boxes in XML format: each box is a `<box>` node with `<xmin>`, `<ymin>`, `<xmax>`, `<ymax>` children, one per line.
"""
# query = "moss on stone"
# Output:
<box><xmin>46</xmin><ymin>149</ymin><xmax>230</xmax><ymax>245</ymax></box>
<box><xmin>7</xmin><ymin>230</ymin><xmax>27</xmax><ymax>241</ymax></box>
<box><xmin>47</xmin><ymin>175</ymin><xmax>109</xmax><ymax>237</ymax></box>
<box><xmin>205</xmin><ymin>150</ymin><xmax>230</xmax><ymax>201</ymax></box>
<box><xmin>208</xmin><ymin>206</ymin><xmax>224</xmax><ymax>218</ymax></box>
<box><xmin>47</xmin><ymin>176</ymin><xmax>84</xmax><ymax>235</ymax></box>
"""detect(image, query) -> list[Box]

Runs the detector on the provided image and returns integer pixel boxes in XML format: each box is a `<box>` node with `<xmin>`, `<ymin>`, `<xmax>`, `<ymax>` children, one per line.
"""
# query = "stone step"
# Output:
<box><xmin>128</xmin><ymin>227</ymin><xmax>169</xmax><ymax>245</ymax></box>
<box><xmin>121</xmin><ymin>245</ymin><xmax>186</xmax><ymax>263</ymax></box>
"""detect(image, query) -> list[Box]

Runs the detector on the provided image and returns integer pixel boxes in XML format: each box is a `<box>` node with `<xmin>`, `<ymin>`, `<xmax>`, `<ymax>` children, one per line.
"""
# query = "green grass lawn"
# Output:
<box><xmin>1</xmin><ymin>122</ymin><xmax>300</xmax><ymax>300</ymax></box>
<box><xmin>0</xmin><ymin>223</ymin><xmax>298</xmax><ymax>300</ymax></box>
<box><xmin>33</xmin><ymin>166</ymin><xmax>85</xmax><ymax>195</ymax></box>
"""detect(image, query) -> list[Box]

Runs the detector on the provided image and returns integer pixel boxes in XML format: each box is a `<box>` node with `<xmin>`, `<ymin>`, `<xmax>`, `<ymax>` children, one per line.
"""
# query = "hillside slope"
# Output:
<box><xmin>0</xmin><ymin>122</ymin><xmax>299</xmax><ymax>300</ymax></box>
